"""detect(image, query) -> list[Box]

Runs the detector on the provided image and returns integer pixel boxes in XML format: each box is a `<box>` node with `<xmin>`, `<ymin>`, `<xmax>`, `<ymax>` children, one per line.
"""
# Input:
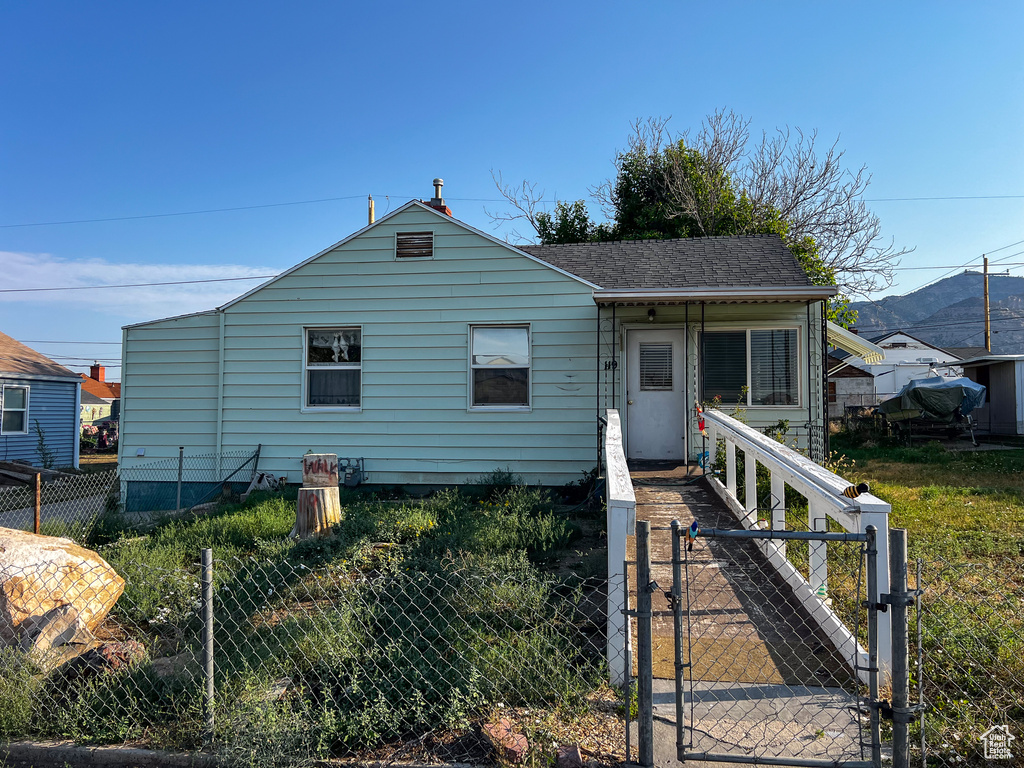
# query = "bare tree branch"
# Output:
<box><xmin>484</xmin><ymin>170</ymin><xmax>546</xmax><ymax>244</ymax></box>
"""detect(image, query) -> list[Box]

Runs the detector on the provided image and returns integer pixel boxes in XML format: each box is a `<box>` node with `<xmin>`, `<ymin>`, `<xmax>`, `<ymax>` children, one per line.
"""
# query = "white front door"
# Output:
<box><xmin>626</xmin><ymin>328</ymin><xmax>687</xmax><ymax>460</ymax></box>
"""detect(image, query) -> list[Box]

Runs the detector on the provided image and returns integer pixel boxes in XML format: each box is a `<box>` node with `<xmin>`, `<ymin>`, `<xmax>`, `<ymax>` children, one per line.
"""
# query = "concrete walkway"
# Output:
<box><xmin>626</xmin><ymin>462</ymin><xmax>870</xmax><ymax>767</ymax></box>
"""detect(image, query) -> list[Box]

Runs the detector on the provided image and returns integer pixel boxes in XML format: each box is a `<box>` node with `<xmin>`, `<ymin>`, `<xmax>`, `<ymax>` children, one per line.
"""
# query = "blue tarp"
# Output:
<box><xmin>879</xmin><ymin>376</ymin><xmax>987</xmax><ymax>423</ymax></box>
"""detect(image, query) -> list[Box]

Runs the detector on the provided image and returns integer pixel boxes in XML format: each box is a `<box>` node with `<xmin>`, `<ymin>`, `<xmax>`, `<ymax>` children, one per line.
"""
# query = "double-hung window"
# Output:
<box><xmin>1</xmin><ymin>385</ymin><xmax>29</xmax><ymax>434</ymax></box>
<box><xmin>305</xmin><ymin>328</ymin><xmax>361</xmax><ymax>409</ymax></box>
<box><xmin>470</xmin><ymin>325</ymin><xmax>530</xmax><ymax>408</ymax></box>
<box><xmin>702</xmin><ymin>329</ymin><xmax>799</xmax><ymax>406</ymax></box>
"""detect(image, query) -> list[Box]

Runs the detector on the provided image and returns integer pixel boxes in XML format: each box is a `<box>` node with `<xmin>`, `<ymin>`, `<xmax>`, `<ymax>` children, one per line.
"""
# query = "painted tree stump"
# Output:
<box><xmin>292</xmin><ymin>486</ymin><xmax>342</xmax><ymax>539</ymax></box>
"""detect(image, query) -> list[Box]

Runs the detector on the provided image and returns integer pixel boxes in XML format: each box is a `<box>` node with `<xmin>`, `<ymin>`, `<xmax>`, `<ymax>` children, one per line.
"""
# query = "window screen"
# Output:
<box><xmin>639</xmin><ymin>343</ymin><xmax>673</xmax><ymax>390</ymax></box>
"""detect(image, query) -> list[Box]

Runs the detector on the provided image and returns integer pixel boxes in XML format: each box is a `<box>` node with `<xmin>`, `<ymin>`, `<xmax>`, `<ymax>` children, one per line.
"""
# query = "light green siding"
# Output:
<box><xmin>119</xmin><ymin>311</ymin><xmax>221</xmax><ymax>470</ymax></box>
<box><xmin>121</xmin><ymin>207</ymin><xmax>601</xmax><ymax>484</ymax></box>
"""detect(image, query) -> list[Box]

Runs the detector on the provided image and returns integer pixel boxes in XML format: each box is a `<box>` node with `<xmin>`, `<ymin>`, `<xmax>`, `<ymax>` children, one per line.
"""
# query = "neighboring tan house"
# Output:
<box><xmin>959</xmin><ymin>354</ymin><xmax>1024</xmax><ymax>435</ymax></box>
<box><xmin>79</xmin><ymin>363</ymin><xmax>121</xmax><ymax>427</ymax></box>
<box><xmin>826</xmin><ymin>353</ymin><xmax>875</xmax><ymax>417</ymax></box>
<box><xmin>840</xmin><ymin>331</ymin><xmax>963</xmax><ymax>402</ymax></box>
<box><xmin>0</xmin><ymin>331</ymin><xmax>81</xmax><ymax>468</ymax></box>
<box><xmin>119</xmin><ymin>188</ymin><xmax>841</xmax><ymax>487</ymax></box>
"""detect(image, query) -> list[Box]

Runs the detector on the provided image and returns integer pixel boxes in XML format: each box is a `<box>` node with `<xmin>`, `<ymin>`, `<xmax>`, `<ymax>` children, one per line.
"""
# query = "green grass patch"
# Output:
<box><xmin>0</xmin><ymin>478</ymin><xmax>605</xmax><ymax>764</ymax></box>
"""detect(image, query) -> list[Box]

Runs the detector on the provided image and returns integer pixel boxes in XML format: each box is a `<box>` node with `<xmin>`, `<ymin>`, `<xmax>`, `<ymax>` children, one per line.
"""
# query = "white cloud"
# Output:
<box><xmin>0</xmin><ymin>252</ymin><xmax>276</xmax><ymax>322</ymax></box>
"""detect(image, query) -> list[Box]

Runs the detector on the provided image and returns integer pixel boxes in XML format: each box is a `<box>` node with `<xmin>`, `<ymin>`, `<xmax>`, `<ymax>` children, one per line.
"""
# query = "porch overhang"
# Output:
<box><xmin>827</xmin><ymin>321</ymin><xmax>885</xmax><ymax>365</ymax></box>
<box><xmin>592</xmin><ymin>285</ymin><xmax>837</xmax><ymax>305</ymax></box>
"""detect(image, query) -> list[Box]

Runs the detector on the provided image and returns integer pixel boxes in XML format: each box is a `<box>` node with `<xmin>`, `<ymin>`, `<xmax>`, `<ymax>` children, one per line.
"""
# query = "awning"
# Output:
<box><xmin>827</xmin><ymin>321</ymin><xmax>885</xmax><ymax>365</ymax></box>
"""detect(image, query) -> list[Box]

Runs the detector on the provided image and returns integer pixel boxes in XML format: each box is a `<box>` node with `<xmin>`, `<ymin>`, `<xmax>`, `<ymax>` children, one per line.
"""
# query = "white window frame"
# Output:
<box><xmin>0</xmin><ymin>385</ymin><xmax>30</xmax><ymax>435</ymax></box>
<box><xmin>701</xmin><ymin>326</ymin><xmax>802</xmax><ymax>409</ymax></box>
<box><xmin>468</xmin><ymin>324</ymin><xmax>532</xmax><ymax>412</ymax></box>
<box><xmin>301</xmin><ymin>327</ymin><xmax>363</xmax><ymax>413</ymax></box>
<box><xmin>395</xmin><ymin>230</ymin><xmax>435</xmax><ymax>260</ymax></box>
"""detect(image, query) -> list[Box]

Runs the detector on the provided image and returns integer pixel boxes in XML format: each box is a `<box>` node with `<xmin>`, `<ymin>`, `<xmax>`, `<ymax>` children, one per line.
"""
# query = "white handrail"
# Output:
<box><xmin>702</xmin><ymin>408</ymin><xmax>892</xmax><ymax>684</ymax></box>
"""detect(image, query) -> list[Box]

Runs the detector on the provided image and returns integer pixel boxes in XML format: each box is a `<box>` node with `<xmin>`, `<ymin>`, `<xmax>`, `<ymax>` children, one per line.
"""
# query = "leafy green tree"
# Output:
<box><xmin>492</xmin><ymin>112</ymin><xmax>909</xmax><ymax>326</ymax></box>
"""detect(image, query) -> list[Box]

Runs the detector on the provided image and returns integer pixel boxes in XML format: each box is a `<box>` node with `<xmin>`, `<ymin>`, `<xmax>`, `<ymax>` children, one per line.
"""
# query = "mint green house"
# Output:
<box><xmin>118</xmin><ymin>191</ymin><xmax>836</xmax><ymax>487</ymax></box>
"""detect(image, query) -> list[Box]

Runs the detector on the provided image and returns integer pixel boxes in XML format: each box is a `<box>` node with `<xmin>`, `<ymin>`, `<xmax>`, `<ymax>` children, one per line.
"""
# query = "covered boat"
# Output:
<box><xmin>879</xmin><ymin>376</ymin><xmax>986</xmax><ymax>423</ymax></box>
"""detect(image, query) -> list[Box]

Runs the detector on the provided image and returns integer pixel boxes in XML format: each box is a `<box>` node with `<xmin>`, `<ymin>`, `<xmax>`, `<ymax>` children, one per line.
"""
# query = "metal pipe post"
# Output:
<box><xmin>890</xmin><ymin>528</ymin><xmax>910</xmax><ymax>768</ymax></box>
<box><xmin>33</xmin><ymin>473</ymin><xmax>41</xmax><ymax>534</ymax></box>
<box><xmin>636</xmin><ymin>520</ymin><xmax>654</xmax><ymax>767</ymax></box>
<box><xmin>176</xmin><ymin>446</ymin><xmax>184</xmax><ymax>511</ymax></box>
<box><xmin>201</xmin><ymin>548</ymin><xmax>215</xmax><ymax>746</ymax></box>
<box><xmin>865</xmin><ymin>526</ymin><xmax>881</xmax><ymax>768</ymax></box>
<box><xmin>670</xmin><ymin>520</ymin><xmax>685</xmax><ymax>762</ymax></box>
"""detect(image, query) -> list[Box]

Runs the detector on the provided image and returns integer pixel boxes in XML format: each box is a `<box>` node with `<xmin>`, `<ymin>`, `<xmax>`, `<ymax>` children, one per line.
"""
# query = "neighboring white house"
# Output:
<box><xmin>839</xmin><ymin>331</ymin><xmax>963</xmax><ymax>402</ymax></box>
<box><xmin>118</xmin><ymin>188</ymin><xmax>837</xmax><ymax>487</ymax></box>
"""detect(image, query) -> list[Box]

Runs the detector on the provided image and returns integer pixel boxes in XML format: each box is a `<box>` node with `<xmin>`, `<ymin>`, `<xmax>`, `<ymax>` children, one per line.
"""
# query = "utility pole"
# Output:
<box><xmin>984</xmin><ymin>255</ymin><xmax>991</xmax><ymax>352</ymax></box>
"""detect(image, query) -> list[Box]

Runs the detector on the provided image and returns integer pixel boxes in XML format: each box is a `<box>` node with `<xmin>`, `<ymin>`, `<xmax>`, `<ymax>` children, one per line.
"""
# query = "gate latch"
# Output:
<box><xmin>878</xmin><ymin>700</ymin><xmax>924</xmax><ymax>724</ymax></box>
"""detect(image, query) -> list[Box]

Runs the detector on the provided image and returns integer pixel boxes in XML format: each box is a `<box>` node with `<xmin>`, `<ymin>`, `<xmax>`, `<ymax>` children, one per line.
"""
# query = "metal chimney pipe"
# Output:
<box><xmin>368</xmin><ymin>195</ymin><xmax>375</xmax><ymax>225</ymax></box>
<box><xmin>433</xmin><ymin>178</ymin><xmax>444</xmax><ymax>200</ymax></box>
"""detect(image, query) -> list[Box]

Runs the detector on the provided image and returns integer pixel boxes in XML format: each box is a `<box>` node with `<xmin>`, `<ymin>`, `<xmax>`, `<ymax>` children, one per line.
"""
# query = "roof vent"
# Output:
<box><xmin>423</xmin><ymin>178</ymin><xmax>452</xmax><ymax>216</ymax></box>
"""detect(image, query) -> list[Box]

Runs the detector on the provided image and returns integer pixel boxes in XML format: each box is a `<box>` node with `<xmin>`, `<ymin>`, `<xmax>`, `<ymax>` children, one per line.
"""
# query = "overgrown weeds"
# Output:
<box><xmin>0</xmin><ymin>474</ymin><xmax>609</xmax><ymax>765</ymax></box>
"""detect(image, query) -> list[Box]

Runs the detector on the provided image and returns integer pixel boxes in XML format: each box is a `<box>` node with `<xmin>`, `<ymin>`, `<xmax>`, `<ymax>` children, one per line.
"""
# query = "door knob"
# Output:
<box><xmin>627</xmin><ymin>400</ymin><xmax>634</xmax><ymax>405</ymax></box>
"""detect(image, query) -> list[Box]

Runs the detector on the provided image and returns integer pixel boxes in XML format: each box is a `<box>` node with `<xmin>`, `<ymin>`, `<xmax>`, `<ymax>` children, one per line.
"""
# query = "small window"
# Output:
<box><xmin>471</xmin><ymin>325</ymin><xmax>530</xmax><ymax>407</ymax></box>
<box><xmin>1</xmin><ymin>386</ymin><xmax>29</xmax><ymax>434</ymax></box>
<box><xmin>828</xmin><ymin>381</ymin><xmax>837</xmax><ymax>404</ymax></box>
<box><xmin>639</xmin><ymin>343</ymin><xmax>673</xmax><ymax>390</ymax></box>
<box><xmin>305</xmin><ymin>329</ymin><xmax>361</xmax><ymax>408</ymax></box>
<box><xmin>396</xmin><ymin>231</ymin><xmax>433</xmax><ymax>259</ymax></box>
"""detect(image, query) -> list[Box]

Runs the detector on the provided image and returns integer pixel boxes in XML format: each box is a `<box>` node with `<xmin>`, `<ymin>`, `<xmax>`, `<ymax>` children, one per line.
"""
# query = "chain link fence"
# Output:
<box><xmin>118</xmin><ymin>448</ymin><xmax>261</xmax><ymax>519</ymax></box>
<box><xmin>0</xmin><ymin>547</ymin><xmax>625</xmax><ymax>767</ymax></box>
<box><xmin>912</xmin><ymin>555</ymin><xmax>1024</xmax><ymax>767</ymax></box>
<box><xmin>0</xmin><ymin>470</ymin><xmax>118</xmax><ymax>542</ymax></box>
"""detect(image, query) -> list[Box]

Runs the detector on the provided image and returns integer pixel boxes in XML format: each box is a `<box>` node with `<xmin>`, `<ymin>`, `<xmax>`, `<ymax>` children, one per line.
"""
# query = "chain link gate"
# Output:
<box><xmin>628</xmin><ymin>520</ymin><xmax>894</xmax><ymax>768</ymax></box>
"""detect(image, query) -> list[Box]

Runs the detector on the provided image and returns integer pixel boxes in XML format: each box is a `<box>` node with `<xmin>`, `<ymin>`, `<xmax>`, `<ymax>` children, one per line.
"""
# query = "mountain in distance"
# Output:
<box><xmin>849</xmin><ymin>271</ymin><xmax>1024</xmax><ymax>355</ymax></box>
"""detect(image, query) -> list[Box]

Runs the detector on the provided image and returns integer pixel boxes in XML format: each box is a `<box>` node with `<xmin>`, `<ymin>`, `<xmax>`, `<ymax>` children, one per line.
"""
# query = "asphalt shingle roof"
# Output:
<box><xmin>0</xmin><ymin>331</ymin><xmax>77</xmax><ymax>378</ymax></box>
<box><xmin>518</xmin><ymin>234</ymin><xmax>813</xmax><ymax>290</ymax></box>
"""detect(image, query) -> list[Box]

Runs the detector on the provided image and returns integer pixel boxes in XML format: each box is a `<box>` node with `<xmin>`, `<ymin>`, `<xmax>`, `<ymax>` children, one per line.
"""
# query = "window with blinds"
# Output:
<box><xmin>701</xmin><ymin>329</ymin><xmax>799</xmax><ymax>406</ymax></box>
<box><xmin>750</xmin><ymin>329</ymin><xmax>798</xmax><ymax>405</ymax></box>
<box><xmin>639</xmin><ymin>343</ymin><xmax>673</xmax><ymax>390</ymax></box>
<box><xmin>702</xmin><ymin>331</ymin><xmax>747</xmax><ymax>404</ymax></box>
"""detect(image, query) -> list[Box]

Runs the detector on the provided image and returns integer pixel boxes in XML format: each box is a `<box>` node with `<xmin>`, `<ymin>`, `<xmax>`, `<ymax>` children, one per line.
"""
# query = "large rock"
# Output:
<box><xmin>0</xmin><ymin>527</ymin><xmax>125</xmax><ymax>648</ymax></box>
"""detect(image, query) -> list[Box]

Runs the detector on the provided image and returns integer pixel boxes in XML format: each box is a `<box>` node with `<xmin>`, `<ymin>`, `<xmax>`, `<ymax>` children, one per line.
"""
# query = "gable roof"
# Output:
<box><xmin>0</xmin><ymin>332</ymin><xmax>78</xmax><ymax>379</ymax></box>
<box><xmin>519</xmin><ymin>234</ymin><xmax>814</xmax><ymax>291</ymax></box>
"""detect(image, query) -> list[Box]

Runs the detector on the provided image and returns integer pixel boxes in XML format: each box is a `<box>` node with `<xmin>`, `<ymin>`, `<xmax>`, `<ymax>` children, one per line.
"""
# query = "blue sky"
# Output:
<box><xmin>2</xmin><ymin>1</ymin><xmax>1023</xmax><ymax>379</ymax></box>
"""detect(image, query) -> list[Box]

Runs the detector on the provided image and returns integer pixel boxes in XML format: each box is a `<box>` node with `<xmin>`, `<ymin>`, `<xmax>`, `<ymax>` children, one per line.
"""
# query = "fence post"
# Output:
<box><xmin>201</xmin><ymin>548</ymin><xmax>215</xmax><ymax>746</ymax></box>
<box><xmin>176</xmin><ymin>446</ymin><xmax>184</xmax><ymax>512</ymax></box>
<box><xmin>670</xmin><ymin>520</ymin><xmax>685</xmax><ymax>763</ymax></box>
<box><xmin>636</xmin><ymin>520</ymin><xmax>654</xmax><ymax>768</ymax></box>
<box><xmin>33</xmin><ymin>473</ymin><xmax>41</xmax><ymax>534</ymax></box>
<box><xmin>889</xmin><ymin>528</ymin><xmax>910</xmax><ymax>768</ymax></box>
<box><xmin>865</xmin><ymin>525</ymin><xmax>882</xmax><ymax>768</ymax></box>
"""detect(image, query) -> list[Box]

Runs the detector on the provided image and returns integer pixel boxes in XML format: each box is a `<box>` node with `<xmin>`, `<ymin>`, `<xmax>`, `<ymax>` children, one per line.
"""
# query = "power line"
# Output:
<box><xmin>865</xmin><ymin>194</ymin><xmax>1024</xmax><ymax>202</ymax></box>
<box><xmin>0</xmin><ymin>195</ymin><xmax>368</xmax><ymax>228</ymax></box>
<box><xmin>16</xmin><ymin>340</ymin><xmax>122</xmax><ymax>345</ymax></box>
<box><xmin>0</xmin><ymin>274</ymin><xmax>276</xmax><ymax>293</ymax></box>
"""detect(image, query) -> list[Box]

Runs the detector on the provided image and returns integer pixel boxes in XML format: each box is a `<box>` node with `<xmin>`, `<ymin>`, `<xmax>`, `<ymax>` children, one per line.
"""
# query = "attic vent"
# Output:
<box><xmin>396</xmin><ymin>231</ymin><xmax>434</xmax><ymax>259</ymax></box>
